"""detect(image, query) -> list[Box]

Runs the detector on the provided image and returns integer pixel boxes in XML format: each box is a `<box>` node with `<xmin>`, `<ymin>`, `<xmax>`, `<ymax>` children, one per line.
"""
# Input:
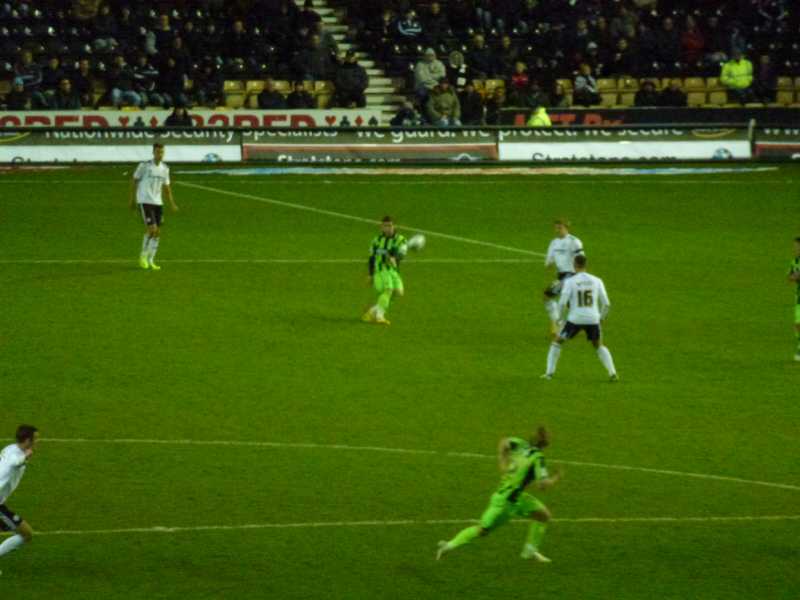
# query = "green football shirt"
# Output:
<box><xmin>495</xmin><ymin>443</ymin><xmax>549</xmax><ymax>502</ymax></box>
<box><xmin>368</xmin><ymin>233</ymin><xmax>408</xmax><ymax>275</ymax></box>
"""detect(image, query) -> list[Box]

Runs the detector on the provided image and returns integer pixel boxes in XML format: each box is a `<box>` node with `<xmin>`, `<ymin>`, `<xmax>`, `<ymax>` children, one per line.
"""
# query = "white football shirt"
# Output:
<box><xmin>134</xmin><ymin>159</ymin><xmax>170</xmax><ymax>206</ymax></box>
<box><xmin>0</xmin><ymin>444</ymin><xmax>27</xmax><ymax>504</ymax></box>
<box><xmin>558</xmin><ymin>271</ymin><xmax>610</xmax><ymax>325</ymax></box>
<box><xmin>545</xmin><ymin>234</ymin><xmax>584</xmax><ymax>273</ymax></box>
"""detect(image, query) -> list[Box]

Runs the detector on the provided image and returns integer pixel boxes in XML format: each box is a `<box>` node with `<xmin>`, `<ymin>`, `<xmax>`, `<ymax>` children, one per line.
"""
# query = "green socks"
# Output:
<box><xmin>526</xmin><ymin>521</ymin><xmax>547</xmax><ymax>550</ymax></box>
<box><xmin>448</xmin><ymin>525</ymin><xmax>482</xmax><ymax>549</ymax></box>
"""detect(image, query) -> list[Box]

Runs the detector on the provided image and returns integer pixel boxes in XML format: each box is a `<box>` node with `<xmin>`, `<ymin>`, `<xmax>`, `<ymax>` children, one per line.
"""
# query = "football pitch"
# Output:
<box><xmin>1</xmin><ymin>164</ymin><xmax>798</xmax><ymax>599</ymax></box>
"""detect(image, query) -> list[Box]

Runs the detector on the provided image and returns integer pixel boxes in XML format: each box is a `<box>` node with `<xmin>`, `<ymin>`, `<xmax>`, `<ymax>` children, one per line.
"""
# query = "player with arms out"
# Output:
<box><xmin>436</xmin><ymin>426</ymin><xmax>562</xmax><ymax>563</ymax></box>
<box><xmin>362</xmin><ymin>216</ymin><xmax>408</xmax><ymax>325</ymax></box>
<box><xmin>129</xmin><ymin>143</ymin><xmax>178</xmax><ymax>270</ymax></box>
<box><xmin>788</xmin><ymin>237</ymin><xmax>800</xmax><ymax>361</ymax></box>
<box><xmin>0</xmin><ymin>425</ymin><xmax>39</xmax><ymax>575</ymax></box>
<box><xmin>542</xmin><ymin>254</ymin><xmax>618</xmax><ymax>381</ymax></box>
<box><xmin>544</xmin><ymin>219</ymin><xmax>584</xmax><ymax>338</ymax></box>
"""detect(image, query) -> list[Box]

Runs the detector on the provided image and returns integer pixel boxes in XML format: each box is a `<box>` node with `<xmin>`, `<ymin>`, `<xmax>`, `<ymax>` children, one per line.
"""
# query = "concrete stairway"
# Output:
<box><xmin>313</xmin><ymin>0</ymin><xmax>404</xmax><ymax>123</ymax></box>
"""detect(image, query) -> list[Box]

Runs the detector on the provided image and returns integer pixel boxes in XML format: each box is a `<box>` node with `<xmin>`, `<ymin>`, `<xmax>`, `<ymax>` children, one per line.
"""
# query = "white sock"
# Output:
<box><xmin>0</xmin><ymin>534</ymin><xmax>25</xmax><ymax>557</ymax></box>
<box><xmin>374</xmin><ymin>305</ymin><xmax>385</xmax><ymax>319</ymax></box>
<box><xmin>597</xmin><ymin>345</ymin><xmax>616</xmax><ymax>376</ymax></box>
<box><xmin>141</xmin><ymin>235</ymin><xmax>151</xmax><ymax>255</ymax></box>
<box><xmin>546</xmin><ymin>343</ymin><xmax>561</xmax><ymax>375</ymax></box>
<box><xmin>147</xmin><ymin>237</ymin><xmax>160</xmax><ymax>263</ymax></box>
<box><xmin>545</xmin><ymin>300</ymin><xmax>560</xmax><ymax>323</ymax></box>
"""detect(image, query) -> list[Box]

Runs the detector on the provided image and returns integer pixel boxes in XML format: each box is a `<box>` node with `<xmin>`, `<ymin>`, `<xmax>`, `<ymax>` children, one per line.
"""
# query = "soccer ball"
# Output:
<box><xmin>407</xmin><ymin>234</ymin><xmax>426</xmax><ymax>251</ymax></box>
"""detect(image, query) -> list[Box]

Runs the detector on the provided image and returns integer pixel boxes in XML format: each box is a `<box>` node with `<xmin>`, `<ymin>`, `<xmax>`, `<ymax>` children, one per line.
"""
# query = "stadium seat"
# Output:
<box><xmin>744</xmin><ymin>102</ymin><xmax>765</xmax><ymax>108</ymax></box>
<box><xmin>0</xmin><ymin>80</ymin><xmax>10</xmax><ymax>95</ymax></box>
<box><xmin>684</xmin><ymin>77</ymin><xmax>705</xmax><ymax>91</ymax></box>
<box><xmin>472</xmin><ymin>79</ymin><xmax>485</xmax><ymax>93</ymax></box>
<box><xmin>316</xmin><ymin>93</ymin><xmax>332</xmax><ymax>108</ymax></box>
<box><xmin>777</xmin><ymin>90</ymin><xmax>795</xmax><ymax>105</ymax></box>
<box><xmin>314</xmin><ymin>80</ymin><xmax>335</xmax><ymax>95</ymax></box>
<box><xmin>599</xmin><ymin>92</ymin><xmax>617</xmax><ymax>107</ymax></box>
<box><xmin>687</xmin><ymin>92</ymin><xmax>706</xmax><ymax>107</ymax></box>
<box><xmin>597</xmin><ymin>78</ymin><xmax>618</xmax><ymax>92</ymax></box>
<box><xmin>247</xmin><ymin>94</ymin><xmax>259</xmax><ymax>109</ymax></box>
<box><xmin>619</xmin><ymin>77</ymin><xmax>638</xmax><ymax>91</ymax></box>
<box><xmin>705</xmin><ymin>77</ymin><xmax>723</xmax><ymax>91</ymax></box>
<box><xmin>484</xmin><ymin>79</ymin><xmax>505</xmax><ymax>95</ymax></box>
<box><xmin>618</xmin><ymin>92</ymin><xmax>635</xmax><ymax>107</ymax></box>
<box><xmin>660</xmin><ymin>77</ymin><xmax>674</xmax><ymax>89</ymax></box>
<box><xmin>777</xmin><ymin>76</ymin><xmax>793</xmax><ymax>90</ymax></box>
<box><xmin>556</xmin><ymin>78</ymin><xmax>573</xmax><ymax>92</ymax></box>
<box><xmin>224</xmin><ymin>80</ymin><xmax>245</xmax><ymax>92</ymax></box>
<box><xmin>708</xmin><ymin>91</ymin><xmax>727</xmax><ymax>106</ymax></box>
<box><xmin>794</xmin><ymin>77</ymin><xmax>800</xmax><ymax>90</ymax></box>
<box><xmin>273</xmin><ymin>80</ymin><xmax>292</xmax><ymax>95</ymax></box>
<box><xmin>225</xmin><ymin>92</ymin><xmax>246</xmax><ymax>108</ymax></box>
<box><xmin>246</xmin><ymin>80</ymin><xmax>265</xmax><ymax>94</ymax></box>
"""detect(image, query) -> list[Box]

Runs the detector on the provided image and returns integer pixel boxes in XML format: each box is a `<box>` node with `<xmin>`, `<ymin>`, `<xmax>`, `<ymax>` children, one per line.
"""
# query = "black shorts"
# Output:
<box><xmin>139</xmin><ymin>203</ymin><xmax>163</xmax><ymax>227</ymax></box>
<box><xmin>544</xmin><ymin>272</ymin><xmax>575</xmax><ymax>298</ymax></box>
<box><xmin>560</xmin><ymin>321</ymin><xmax>601</xmax><ymax>342</ymax></box>
<box><xmin>0</xmin><ymin>504</ymin><xmax>22</xmax><ymax>532</ymax></box>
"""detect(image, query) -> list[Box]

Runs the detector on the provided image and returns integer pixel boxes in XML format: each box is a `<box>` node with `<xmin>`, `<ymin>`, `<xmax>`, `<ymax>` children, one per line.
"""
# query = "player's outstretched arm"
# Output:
<box><xmin>164</xmin><ymin>184</ymin><xmax>178</xmax><ymax>212</ymax></box>
<box><xmin>536</xmin><ymin>466</ymin><xmax>563</xmax><ymax>490</ymax></box>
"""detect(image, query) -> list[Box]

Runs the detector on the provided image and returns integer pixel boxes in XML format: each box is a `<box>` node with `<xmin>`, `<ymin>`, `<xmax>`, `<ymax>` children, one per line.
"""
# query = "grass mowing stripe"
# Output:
<box><xmin>176</xmin><ymin>180</ymin><xmax>545</xmax><ymax>257</ymax></box>
<box><xmin>10</xmin><ymin>515</ymin><xmax>800</xmax><ymax>538</ymax></box>
<box><xmin>0</xmin><ymin>258</ymin><xmax>538</xmax><ymax>265</ymax></box>
<box><xmin>43</xmin><ymin>438</ymin><xmax>800</xmax><ymax>492</ymax></box>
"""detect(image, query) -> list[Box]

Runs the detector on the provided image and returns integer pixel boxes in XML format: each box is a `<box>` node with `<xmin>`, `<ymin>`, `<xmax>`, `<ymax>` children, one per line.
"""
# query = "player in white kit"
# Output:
<box><xmin>129</xmin><ymin>143</ymin><xmax>179</xmax><ymax>270</ymax></box>
<box><xmin>541</xmin><ymin>255</ymin><xmax>618</xmax><ymax>381</ymax></box>
<box><xmin>544</xmin><ymin>219</ymin><xmax>584</xmax><ymax>338</ymax></box>
<box><xmin>0</xmin><ymin>425</ymin><xmax>38</xmax><ymax>574</ymax></box>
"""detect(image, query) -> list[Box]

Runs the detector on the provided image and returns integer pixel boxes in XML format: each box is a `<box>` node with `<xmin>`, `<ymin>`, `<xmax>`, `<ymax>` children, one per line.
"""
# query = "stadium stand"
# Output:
<box><xmin>0</xmin><ymin>0</ymin><xmax>798</xmax><ymax>121</ymax></box>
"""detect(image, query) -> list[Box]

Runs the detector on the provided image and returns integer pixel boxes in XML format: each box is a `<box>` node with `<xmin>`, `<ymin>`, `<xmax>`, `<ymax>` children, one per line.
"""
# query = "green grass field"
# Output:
<box><xmin>1</xmin><ymin>164</ymin><xmax>798</xmax><ymax>599</ymax></box>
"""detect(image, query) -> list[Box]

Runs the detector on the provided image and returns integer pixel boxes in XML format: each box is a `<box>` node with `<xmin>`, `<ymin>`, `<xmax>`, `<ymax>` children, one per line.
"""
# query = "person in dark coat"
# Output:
<box><xmin>257</xmin><ymin>79</ymin><xmax>287</xmax><ymax>109</ymax></box>
<box><xmin>287</xmin><ymin>81</ymin><xmax>316</xmax><ymax>109</ymax></box>
<box><xmin>334</xmin><ymin>50</ymin><xmax>369</xmax><ymax>108</ymax></box>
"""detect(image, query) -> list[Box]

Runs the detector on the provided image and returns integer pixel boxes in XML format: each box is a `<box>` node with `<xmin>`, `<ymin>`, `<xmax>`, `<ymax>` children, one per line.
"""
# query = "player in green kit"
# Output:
<box><xmin>436</xmin><ymin>426</ymin><xmax>562</xmax><ymax>563</ymax></box>
<box><xmin>362</xmin><ymin>216</ymin><xmax>408</xmax><ymax>325</ymax></box>
<box><xmin>788</xmin><ymin>237</ymin><xmax>800</xmax><ymax>361</ymax></box>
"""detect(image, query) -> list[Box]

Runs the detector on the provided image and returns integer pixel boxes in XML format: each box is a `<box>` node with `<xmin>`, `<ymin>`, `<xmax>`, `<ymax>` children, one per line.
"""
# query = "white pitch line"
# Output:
<box><xmin>23</xmin><ymin>515</ymin><xmax>800</xmax><ymax>537</ymax></box>
<box><xmin>43</xmin><ymin>438</ymin><xmax>800</xmax><ymax>492</ymax></box>
<box><xmin>0</xmin><ymin>258</ymin><xmax>536</xmax><ymax>265</ymax></box>
<box><xmin>176</xmin><ymin>180</ymin><xmax>545</xmax><ymax>257</ymax></box>
<box><xmin>0</xmin><ymin>179</ymin><xmax>794</xmax><ymax>186</ymax></box>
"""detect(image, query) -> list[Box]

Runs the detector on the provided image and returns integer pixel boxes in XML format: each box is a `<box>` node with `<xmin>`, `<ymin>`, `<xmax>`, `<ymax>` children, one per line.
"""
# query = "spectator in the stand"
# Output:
<box><xmin>92</xmin><ymin>3</ymin><xmax>119</xmax><ymax>54</ymax></box>
<box><xmin>14</xmin><ymin>50</ymin><xmax>48</xmax><ymax>109</ymax></box>
<box><xmin>335</xmin><ymin>50</ymin><xmax>369</xmax><ymax>108</ymax></box>
<box><xmin>549</xmin><ymin>81</ymin><xmax>570</xmax><ymax>108</ymax></box>
<box><xmin>258</xmin><ymin>78</ymin><xmax>288</xmax><ymax>109</ymax></box>
<box><xmin>609</xmin><ymin>4</ymin><xmax>636</xmax><ymax>40</ymax></box>
<box><xmin>426</xmin><ymin>77</ymin><xmax>461</xmax><ymax>127</ymax></box>
<box><xmin>510</xmin><ymin>61</ymin><xmax>529</xmax><ymax>95</ymax></box>
<box><xmin>4</xmin><ymin>78</ymin><xmax>33</xmax><ymax>110</ymax></box>
<box><xmin>681</xmin><ymin>15</ymin><xmax>705</xmax><ymax>66</ymax></box>
<box><xmin>193</xmin><ymin>61</ymin><xmax>224</xmax><ymax>108</ymax></box>
<box><xmin>467</xmin><ymin>34</ymin><xmax>494</xmax><ymax>79</ymax></box>
<box><xmin>181</xmin><ymin>20</ymin><xmax>202</xmax><ymax>58</ymax></box>
<box><xmin>287</xmin><ymin>81</ymin><xmax>316</xmax><ymax>108</ymax></box>
<box><xmin>705</xmin><ymin>15</ymin><xmax>728</xmax><ymax>64</ymax></box>
<box><xmin>522</xmin><ymin>80</ymin><xmax>548</xmax><ymax>109</ymax></box>
<box><xmin>200</xmin><ymin>21</ymin><xmax>223</xmax><ymax>59</ymax></box>
<box><xmin>158</xmin><ymin>55</ymin><xmax>189</xmax><ymax>108</ymax></box>
<box><xmin>494</xmin><ymin>35</ymin><xmax>521</xmax><ymax>78</ymax></box>
<box><xmin>164</xmin><ymin>106</ymin><xmax>193</xmax><ymax>127</ymax></box>
<box><xmin>448</xmin><ymin>0</ymin><xmax>476</xmax><ymax>35</ymax></box>
<box><xmin>153</xmin><ymin>13</ymin><xmax>175</xmax><ymax>54</ymax></box>
<box><xmin>116</xmin><ymin>6</ymin><xmax>141</xmax><ymax>51</ymax></box>
<box><xmin>569</xmin><ymin>18</ymin><xmax>592</xmax><ymax>58</ymax></box>
<box><xmin>422</xmin><ymin>2</ymin><xmax>450</xmax><ymax>45</ymax></box>
<box><xmin>225</xmin><ymin>19</ymin><xmax>252</xmax><ymax>59</ymax></box>
<box><xmin>459</xmin><ymin>81</ymin><xmax>484</xmax><ymax>125</ymax></box>
<box><xmin>297</xmin><ymin>0</ymin><xmax>322</xmax><ymax>32</ymax></box>
<box><xmin>729</xmin><ymin>22</ymin><xmax>748</xmax><ymax>57</ymax></box>
<box><xmin>106</xmin><ymin>54</ymin><xmax>142</xmax><ymax>107</ymax></box>
<box><xmin>720</xmin><ymin>50</ymin><xmax>754</xmax><ymax>103</ymax></box>
<box><xmin>656</xmin><ymin>17</ymin><xmax>681</xmax><ymax>67</ymax></box>
<box><xmin>484</xmin><ymin>87</ymin><xmax>505</xmax><ymax>125</ymax></box>
<box><xmin>73</xmin><ymin>0</ymin><xmax>101</xmax><ymax>21</ymax></box>
<box><xmin>608</xmin><ymin>38</ymin><xmax>637</xmax><ymax>76</ymax></box>
<box><xmin>72</xmin><ymin>58</ymin><xmax>95</xmax><ymax>108</ymax></box>
<box><xmin>390</xmin><ymin>100</ymin><xmax>424</xmax><ymax>127</ymax></box>
<box><xmin>41</xmin><ymin>57</ymin><xmax>65</xmax><ymax>101</ymax></box>
<box><xmin>659</xmin><ymin>79</ymin><xmax>687</xmax><ymax>107</ymax></box>
<box><xmin>446</xmin><ymin>51</ymin><xmax>469</xmax><ymax>92</ymax></box>
<box><xmin>133</xmin><ymin>54</ymin><xmax>163</xmax><ymax>107</ymax></box>
<box><xmin>754</xmin><ymin>54</ymin><xmax>777</xmax><ymax>102</ymax></box>
<box><xmin>414</xmin><ymin>48</ymin><xmax>446</xmax><ymax>99</ymax></box>
<box><xmin>315</xmin><ymin>22</ymin><xmax>339</xmax><ymax>57</ymax></box>
<box><xmin>168</xmin><ymin>37</ymin><xmax>191</xmax><ymax>74</ymax></box>
<box><xmin>51</xmin><ymin>78</ymin><xmax>82</xmax><ymax>109</ymax></box>
<box><xmin>637</xmin><ymin>22</ymin><xmax>659</xmax><ymax>65</ymax></box>
<box><xmin>294</xmin><ymin>34</ymin><xmax>336</xmax><ymax>80</ymax></box>
<box><xmin>634</xmin><ymin>80</ymin><xmax>659</xmax><ymax>106</ymax></box>
<box><xmin>396</xmin><ymin>8</ymin><xmax>423</xmax><ymax>40</ymax></box>
<box><xmin>573</xmin><ymin>63</ymin><xmax>600</xmax><ymax>106</ymax></box>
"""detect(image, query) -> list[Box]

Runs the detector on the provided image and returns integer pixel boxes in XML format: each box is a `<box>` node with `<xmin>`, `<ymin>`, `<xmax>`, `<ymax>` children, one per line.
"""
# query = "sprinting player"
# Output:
<box><xmin>436</xmin><ymin>426</ymin><xmax>562</xmax><ymax>563</ymax></box>
<box><xmin>788</xmin><ymin>237</ymin><xmax>800</xmax><ymax>361</ymax></box>
<box><xmin>0</xmin><ymin>425</ymin><xmax>38</xmax><ymax>574</ymax></box>
<box><xmin>362</xmin><ymin>216</ymin><xmax>408</xmax><ymax>325</ymax></box>
<box><xmin>129</xmin><ymin>142</ymin><xmax>178</xmax><ymax>270</ymax></box>
<box><xmin>544</xmin><ymin>219</ymin><xmax>584</xmax><ymax>338</ymax></box>
<box><xmin>542</xmin><ymin>254</ymin><xmax>618</xmax><ymax>381</ymax></box>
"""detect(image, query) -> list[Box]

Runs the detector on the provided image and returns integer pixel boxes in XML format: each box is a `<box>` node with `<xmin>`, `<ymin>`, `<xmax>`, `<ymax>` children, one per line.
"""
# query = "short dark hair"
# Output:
<box><xmin>16</xmin><ymin>425</ymin><xmax>38</xmax><ymax>444</ymax></box>
<box><xmin>153</xmin><ymin>143</ymin><xmax>164</xmax><ymax>150</ymax></box>
<box><xmin>382</xmin><ymin>215</ymin><xmax>393</xmax><ymax>223</ymax></box>
<box><xmin>554</xmin><ymin>218</ymin><xmax>570</xmax><ymax>228</ymax></box>
<box><xmin>795</xmin><ymin>237</ymin><xmax>800</xmax><ymax>243</ymax></box>
<box><xmin>574</xmin><ymin>254</ymin><xmax>587</xmax><ymax>268</ymax></box>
